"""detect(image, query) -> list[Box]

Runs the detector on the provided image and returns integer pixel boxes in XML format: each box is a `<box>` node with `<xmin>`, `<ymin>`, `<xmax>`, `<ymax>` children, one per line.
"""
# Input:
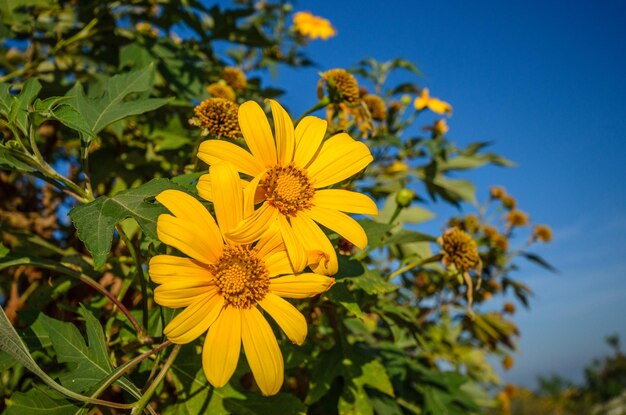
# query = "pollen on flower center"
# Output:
<box><xmin>210</xmin><ymin>245</ymin><xmax>269</xmax><ymax>309</ymax></box>
<box><xmin>261</xmin><ymin>164</ymin><xmax>315</xmax><ymax>216</ymax></box>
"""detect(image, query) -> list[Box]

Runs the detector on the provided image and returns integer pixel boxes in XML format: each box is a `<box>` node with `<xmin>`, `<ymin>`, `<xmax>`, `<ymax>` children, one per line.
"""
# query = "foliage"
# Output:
<box><xmin>0</xmin><ymin>1</ymin><xmax>553</xmax><ymax>413</ymax></box>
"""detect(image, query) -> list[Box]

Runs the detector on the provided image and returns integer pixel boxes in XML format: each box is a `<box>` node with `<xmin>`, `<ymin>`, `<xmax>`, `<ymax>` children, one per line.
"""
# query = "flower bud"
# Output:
<box><xmin>395</xmin><ymin>189</ymin><xmax>414</xmax><ymax>207</ymax></box>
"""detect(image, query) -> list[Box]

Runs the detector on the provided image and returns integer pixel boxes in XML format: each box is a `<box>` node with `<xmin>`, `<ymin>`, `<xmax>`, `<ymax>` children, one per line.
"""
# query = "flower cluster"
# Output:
<box><xmin>150</xmin><ymin>99</ymin><xmax>377</xmax><ymax>395</ymax></box>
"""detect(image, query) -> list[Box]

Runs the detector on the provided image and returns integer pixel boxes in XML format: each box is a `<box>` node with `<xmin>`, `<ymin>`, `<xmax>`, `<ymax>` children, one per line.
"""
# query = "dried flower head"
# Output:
<box><xmin>441</xmin><ymin>228</ymin><xmax>480</xmax><ymax>271</ymax></box>
<box><xmin>192</xmin><ymin>98</ymin><xmax>241</xmax><ymax>139</ymax></box>
<box><xmin>292</xmin><ymin>11</ymin><xmax>336</xmax><ymax>40</ymax></box>
<box><xmin>493</xmin><ymin>234</ymin><xmax>509</xmax><ymax>251</ymax></box>
<box><xmin>503</xmin><ymin>302</ymin><xmax>516</xmax><ymax>314</ymax></box>
<box><xmin>318</xmin><ymin>68</ymin><xmax>360</xmax><ymax>104</ymax></box>
<box><xmin>222</xmin><ymin>67</ymin><xmax>247</xmax><ymax>91</ymax></box>
<box><xmin>501</xmin><ymin>195</ymin><xmax>517</xmax><ymax>210</ymax></box>
<box><xmin>506</xmin><ymin>210</ymin><xmax>529</xmax><ymax>227</ymax></box>
<box><xmin>362</xmin><ymin>94</ymin><xmax>387</xmax><ymax>121</ymax></box>
<box><xmin>532</xmin><ymin>224</ymin><xmax>552</xmax><ymax>242</ymax></box>
<box><xmin>502</xmin><ymin>355</ymin><xmax>514</xmax><ymax>371</ymax></box>
<box><xmin>489</xmin><ymin>186</ymin><xmax>506</xmax><ymax>199</ymax></box>
<box><xmin>207</xmin><ymin>82</ymin><xmax>236</xmax><ymax>101</ymax></box>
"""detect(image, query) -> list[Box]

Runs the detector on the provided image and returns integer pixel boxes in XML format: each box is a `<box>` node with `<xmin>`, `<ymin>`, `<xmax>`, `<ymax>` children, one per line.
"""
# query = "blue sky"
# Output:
<box><xmin>245</xmin><ymin>0</ymin><xmax>626</xmax><ymax>386</ymax></box>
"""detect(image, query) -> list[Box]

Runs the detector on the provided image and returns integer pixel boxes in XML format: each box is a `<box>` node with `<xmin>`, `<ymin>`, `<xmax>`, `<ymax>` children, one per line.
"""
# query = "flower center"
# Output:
<box><xmin>261</xmin><ymin>164</ymin><xmax>315</xmax><ymax>216</ymax></box>
<box><xmin>210</xmin><ymin>245</ymin><xmax>269</xmax><ymax>308</ymax></box>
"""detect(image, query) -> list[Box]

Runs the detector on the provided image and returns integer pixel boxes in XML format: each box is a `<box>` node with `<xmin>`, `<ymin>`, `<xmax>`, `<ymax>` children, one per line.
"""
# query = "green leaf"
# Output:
<box><xmin>0</xmin><ymin>82</ymin><xmax>13</xmax><ymax>115</ymax></box>
<box><xmin>0</xmin><ymin>306</ymin><xmax>91</xmax><ymax>403</ymax></box>
<box><xmin>66</xmin><ymin>64</ymin><xmax>172</xmax><ymax>138</ymax></box>
<box><xmin>9</xmin><ymin>78</ymin><xmax>41</xmax><ymax>134</ymax></box>
<box><xmin>69</xmin><ymin>178</ymin><xmax>185</xmax><ymax>268</ymax></box>
<box><xmin>358</xmin><ymin>219</ymin><xmax>393</xmax><ymax>248</ymax></box>
<box><xmin>521</xmin><ymin>252</ymin><xmax>558</xmax><ymax>273</ymax></box>
<box><xmin>0</xmin><ymin>144</ymin><xmax>36</xmax><ymax>172</ymax></box>
<box><xmin>325</xmin><ymin>283</ymin><xmax>363</xmax><ymax>318</ymax></box>
<box><xmin>348</xmin><ymin>268</ymin><xmax>397</xmax><ymax>295</ymax></box>
<box><xmin>5</xmin><ymin>386</ymin><xmax>83</xmax><ymax>415</ymax></box>
<box><xmin>339</xmin><ymin>356</ymin><xmax>395</xmax><ymax>415</ymax></box>
<box><xmin>40</xmin><ymin>309</ymin><xmax>141</xmax><ymax>397</ymax></box>
<box><xmin>385</xmin><ymin>229</ymin><xmax>437</xmax><ymax>245</ymax></box>
<box><xmin>376</xmin><ymin>194</ymin><xmax>436</xmax><ymax>225</ymax></box>
<box><xmin>50</xmin><ymin>104</ymin><xmax>95</xmax><ymax>139</ymax></box>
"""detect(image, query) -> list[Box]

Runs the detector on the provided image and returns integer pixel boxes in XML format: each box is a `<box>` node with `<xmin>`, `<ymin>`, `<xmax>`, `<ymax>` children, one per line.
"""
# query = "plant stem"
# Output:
<box><xmin>87</xmin><ymin>341</ymin><xmax>172</xmax><ymax>408</ymax></box>
<box><xmin>387</xmin><ymin>254</ymin><xmax>442</xmax><ymax>281</ymax></box>
<box><xmin>295</xmin><ymin>97</ymin><xmax>330</xmax><ymax>124</ymax></box>
<box><xmin>117</xmin><ymin>225</ymin><xmax>150</xmax><ymax>333</ymax></box>
<box><xmin>131</xmin><ymin>344</ymin><xmax>181</xmax><ymax>415</ymax></box>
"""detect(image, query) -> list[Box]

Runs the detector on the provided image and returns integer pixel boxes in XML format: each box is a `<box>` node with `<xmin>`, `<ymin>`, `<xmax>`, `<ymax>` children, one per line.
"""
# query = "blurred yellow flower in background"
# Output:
<box><xmin>197</xmin><ymin>100</ymin><xmax>377</xmax><ymax>276</ymax></box>
<box><xmin>293</xmin><ymin>11</ymin><xmax>336</xmax><ymax>40</ymax></box>
<box><xmin>414</xmin><ymin>88</ymin><xmax>453</xmax><ymax>115</ymax></box>
<box><xmin>150</xmin><ymin>163</ymin><xmax>334</xmax><ymax>396</ymax></box>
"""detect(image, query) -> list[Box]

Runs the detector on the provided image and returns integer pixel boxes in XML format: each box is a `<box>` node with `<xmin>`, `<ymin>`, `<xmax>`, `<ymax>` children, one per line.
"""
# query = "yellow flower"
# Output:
<box><xmin>441</xmin><ymin>228</ymin><xmax>480</xmax><ymax>271</ymax></box>
<box><xmin>207</xmin><ymin>82</ymin><xmax>236</xmax><ymax>102</ymax></box>
<box><xmin>197</xmin><ymin>100</ymin><xmax>377</xmax><ymax>276</ymax></box>
<box><xmin>292</xmin><ymin>11</ymin><xmax>336</xmax><ymax>40</ymax></box>
<box><xmin>489</xmin><ymin>185</ymin><xmax>506</xmax><ymax>199</ymax></box>
<box><xmin>506</xmin><ymin>209</ymin><xmax>529</xmax><ymax>227</ymax></box>
<box><xmin>532</xmin><ymin>224</ymin><xmax>552</xmax><ymax>242</ymax></box>
<box><xmin>385</xmin><ymin>160</ymin><xmax>409</xmax><ymax>174</ymax></box>
<box><xmin>150</xmin><ymin>163</ymin><xmax>335</xmax><ymax>396</ymax></box>
<box><xmin>413</xmin><ymin>88</ymin><xmax>452</xmax><ymax>116</ymax></box>
<box><xmin>192</xmin><ymin>98</ymin><xmax>240</xmax><ymax>139</ymax></box>
<box><xmin>222</xmin><ymin>67</ymin><xmax>247</xmax><ymax>91</ymax></box>
<box><xmin>318</xmin><ymin>68</ymin><xmax>360</xmax><ymax>104</ymax></box>
<box><xmin>362</xmin><ymin>94</ymin><xmax>387</xmax><ymax>121</ymax></box>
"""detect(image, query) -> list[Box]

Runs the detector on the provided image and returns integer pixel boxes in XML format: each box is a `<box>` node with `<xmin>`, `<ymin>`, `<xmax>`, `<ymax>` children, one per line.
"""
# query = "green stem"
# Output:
<box><xmin>295</xmin><ymin>97</ymin><xmax>330</xmax><ymax>124</ymax></box>
<box><xmin>88</xmin><ymin>341</ymin><xmax>172</xmax><ymax>411</ymax></box>
<box><xmin>117</xmin><ymin>225</ymin><xmax>150</xmax><ymax>334</ymax></box>
<box><xmin>387</xmin><ymin>254</ymin><xmax>442</xmax><ymax>281</ymax></box>
<box><xmin>132</xmin><ymin>344</ymin><xmax>181</xmax><ymax>415</ymax></box>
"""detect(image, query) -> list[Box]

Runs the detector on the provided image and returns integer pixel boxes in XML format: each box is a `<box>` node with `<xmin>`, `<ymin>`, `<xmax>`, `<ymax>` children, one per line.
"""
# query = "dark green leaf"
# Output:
<box><xmin>521</xmin><ymin>252</ymin><xmax>558</xmax><ymax>273</ymax></box>
<box><xmin>50</xmin><ymin>104</ymin><xmax>95</xmax><ymax>139</ymax></box>
<box><xmin>69</xmin><ymin>178</ymin><xmax>185</xmax><ymax>268</ymax></box>
<box><xmin>9</xmin><ymin>78</ymin><xmax>41</xmax><ymax>134</ymax></box>
<box><xmin>5</xmin><ymin>385</ymin><xmax>82</xmax><ymax>415</ymax></box>
<box><xmin>66</xmin><ymin>64</ymin><xmax>172</xmax><ymax>138</ymax></box>
<box><xmin>40</xmin><ymin>310</ymin><xmax>141</xmax><ymax>397</ymax></box>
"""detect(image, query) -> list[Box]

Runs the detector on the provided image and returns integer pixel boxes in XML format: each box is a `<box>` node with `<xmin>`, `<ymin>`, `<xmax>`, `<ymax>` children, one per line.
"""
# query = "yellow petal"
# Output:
<box><xmin>264</xmin><ymin>250</ymin><xmax>294</xmax><ymax>277</ymax></box>
<box><xmin>226</xmin><ymin>204</ymin><xmax>277</xmax><ymax>244</ymax></box>
<box><xmin>314</xmin><ymin>189</ymin><xmax>378</xmax><ymax>215</ymax></box>
<box><xmin>269</xmin><ymin>274</ymin><xmax>335</xmax><ymax>298</ymax></box>
<box><xmin>255</xmin><ymin>231</ymin><xmax>285</xmax><ymax>259</ymax></box>
<box><xmin>239</xmin><ymin>101</ymin><xmax>277</xmax><ymax>167</ymax></box>
<box><xmin>157</xmin><ymin>215</ymin><xmax>221</xmax><ymax>264</ymax></box>
<box><xmin>241</xmin><ymin>307</ymin><xmax>283</xmax><ymax>396</ymax></box>
<box><xmin>293</xmin><ymin>116</ymin><xmax>327</xmax><ymax>168</ymax></box>
<box><xmin>148</xmin><ymin>255</ymin><xmax>214</xmax><ymax>285</ymax></box>
<box><xmin>268</xmin><ymin>100</ymin><xmax>295</xmax><ymax>165</ymax></box>
<box><xmin>290</xmin><ymin>213</ymin><xmax>338</xmax><ymax>275</ymax></box>
<box><xmin>278</xmin><ymin>215</ymin><xmax>308</xmax><ymax>272</ymax></box>
<box><xmin>259</xmin><ymin>293</ymin><xmax>306</xmax><ymax>345</ymax></box>
<box><xmin>156</xmin><ymin>190</ymin><xmax>223</xmax><ymax>261</ymax></box>
<box><xmin>210</xmin><ymin>163</ymin><xmax>244</xmax><ymax>235</ymax></box>
<box><xmin>306</xmin><ymin>206</ymin><xmax>368</xmax><ymax>249</ymax></box>
<box><xmin>164</xmin><ymin>292</ymin><xmax>224</xmax><ymax>344</ymax></box>
<box><xmin>243</xmin><ymin>172</ymin><xmax>265</xmax><ymax>217</ymax></box>
<box><xmin>306</xmin><ymin>133</ymin><xmax>373</xmax><ymax>188</ymax></box>
<box><xmin>154</xmin><ymin>283</ymin><xmax>215</xmax><ymax>308</ymax></box>
<box><xmin>197</xmin><ymin>173</ymin><xmax>251</xmax><ymax>203</ymax></box>
<box><xmin>203</xmin><ymin>306</ymin><xmax>241</xmax><ymax>388</ymax></box>
<box><xmin>198</xmin><ymin>139</ymin><xmax>263</xmax><ymax>177</ymax></box>
<box><xmin>428</xmin><ymin>98</ymin><xmax>453</xmax><ymax>115</ymax></box>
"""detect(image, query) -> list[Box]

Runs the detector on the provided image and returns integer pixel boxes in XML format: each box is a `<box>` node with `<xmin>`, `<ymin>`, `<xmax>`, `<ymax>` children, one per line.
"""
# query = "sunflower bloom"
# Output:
<box><xmin>413</xmin><ymin>88</ymin><xmax>453</xmax><ymax>116</ymax></box>
<box><xmin>293</xmin><ymin>11</ymin><xmax>336</xmax><ymax>40</ymax></box>
<box><xmin>197</xmin><ymin>100</ymin><xmax>377</xmax><ymax>276</ymax></box>
<box><xmin>150</xmin><ymin>163</ymin><xmax>335</xmax><ymax>396</ymax></box>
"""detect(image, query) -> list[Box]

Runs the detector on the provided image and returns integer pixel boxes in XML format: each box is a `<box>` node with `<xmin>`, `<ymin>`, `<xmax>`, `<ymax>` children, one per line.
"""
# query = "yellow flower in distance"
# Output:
<box><xmin>197</xmin><ymin>100</ymin><xmax>377</xmax><ymax>276</ymax></box>
<box><xmin>413</xmin><ymin>88</ymin><xmax>453</xmax><ymax>116</ymax></box>
<box><xmin>293</xmin><ymin>11</ymin><xmax>336</xmax><ymax>40</ymax></box>
<box><xmin>150</xmin><ymin>163</ymin><xmax>335</xmax><ymax>396</ymax></box>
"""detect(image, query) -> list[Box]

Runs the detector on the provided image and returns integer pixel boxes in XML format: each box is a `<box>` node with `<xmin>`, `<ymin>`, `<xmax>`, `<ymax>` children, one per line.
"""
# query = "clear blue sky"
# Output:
<box><xmin>240</xmin><ymin>0</ymin><xmax>626</xmax><ymax>386</ymax></box>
